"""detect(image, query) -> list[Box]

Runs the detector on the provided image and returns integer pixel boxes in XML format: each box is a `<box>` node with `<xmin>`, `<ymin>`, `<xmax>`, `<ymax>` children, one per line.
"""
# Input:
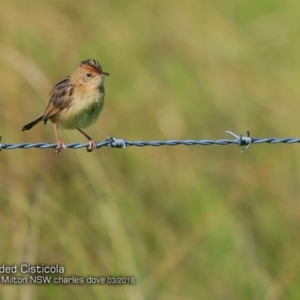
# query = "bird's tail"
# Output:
<box><xmin>22</xmin><ymin>114</ymin><xmax>44</xmax><ymax>131</ymax></box>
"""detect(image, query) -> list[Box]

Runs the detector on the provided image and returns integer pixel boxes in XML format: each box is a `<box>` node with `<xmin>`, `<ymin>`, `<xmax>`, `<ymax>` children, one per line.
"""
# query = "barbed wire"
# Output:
<box><xmin>1</xmin><ymin>131</ymin><xmax>300</xmax><ymax>153</ymax></box>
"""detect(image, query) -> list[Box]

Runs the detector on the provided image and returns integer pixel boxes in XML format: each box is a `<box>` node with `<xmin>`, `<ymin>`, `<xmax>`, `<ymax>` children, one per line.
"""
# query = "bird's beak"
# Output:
<box><xmin>102</xmin><ymin>72</ymin><xmax>109</xmax><ymax>77</ymax></box>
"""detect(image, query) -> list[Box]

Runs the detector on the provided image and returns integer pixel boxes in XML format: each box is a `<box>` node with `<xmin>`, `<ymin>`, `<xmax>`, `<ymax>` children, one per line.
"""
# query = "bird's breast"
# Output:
<box><xmin>58</xmin><ymin>89</ymin><xmax>105</xmax><ymax>129</ymax></box>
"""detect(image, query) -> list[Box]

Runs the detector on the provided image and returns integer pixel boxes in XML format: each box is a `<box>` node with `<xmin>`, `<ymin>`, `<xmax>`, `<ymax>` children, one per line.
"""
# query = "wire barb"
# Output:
<box><xmin>108</xmin><ymin>137</ymin><xmax>126</xmax><ymax>148</ymax></box>
<box><xmin>226</xmin><ymin>130</ymin><xmax>252</xmax><ymax>152</ymax></box>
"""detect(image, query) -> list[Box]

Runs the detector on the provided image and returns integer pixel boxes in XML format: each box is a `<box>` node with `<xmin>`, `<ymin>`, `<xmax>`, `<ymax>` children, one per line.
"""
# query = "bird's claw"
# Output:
<box><xmin>87</xmin><ymin>140</ymin><xmax>97</xmax><ymax>152</ymax></box>
<box><xmin>54</xmin><ymin>141</ymin><xmax>66</xmax><ymax>156</ymax></box>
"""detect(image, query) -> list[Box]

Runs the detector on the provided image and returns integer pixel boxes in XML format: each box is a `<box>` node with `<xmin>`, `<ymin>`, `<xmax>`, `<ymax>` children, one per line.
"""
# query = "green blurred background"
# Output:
<box><xmin>1</xmin><ymin>0</ymin><xmax>300</xmax><ymax>299</ymax></box>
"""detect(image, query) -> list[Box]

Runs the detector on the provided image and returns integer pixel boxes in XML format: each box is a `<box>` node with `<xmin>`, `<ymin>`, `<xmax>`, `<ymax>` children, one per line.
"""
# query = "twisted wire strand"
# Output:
<box><xmin>1</xmin><ymin>131</ymin><xmax>300</xmax><ymax>152</ymax></box>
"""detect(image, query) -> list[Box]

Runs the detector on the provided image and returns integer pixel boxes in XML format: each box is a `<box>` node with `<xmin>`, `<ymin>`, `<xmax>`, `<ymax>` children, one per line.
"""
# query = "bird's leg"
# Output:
<box><xmin>53</xmin><ymin>122</ymin><xmax>66</xmax><ymax>155</ymax></box>
<box><xmin>76</xmin><ymin>127</ymin><xmax>97</xmax><ymax>152</ymax></box>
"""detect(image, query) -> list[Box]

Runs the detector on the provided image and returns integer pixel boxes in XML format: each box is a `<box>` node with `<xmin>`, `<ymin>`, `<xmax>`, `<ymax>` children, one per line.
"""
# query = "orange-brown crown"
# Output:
<box><xmin>80</xmin><ymin>59</ymin><xmax>103</xmax><ymax>74</ymax></box>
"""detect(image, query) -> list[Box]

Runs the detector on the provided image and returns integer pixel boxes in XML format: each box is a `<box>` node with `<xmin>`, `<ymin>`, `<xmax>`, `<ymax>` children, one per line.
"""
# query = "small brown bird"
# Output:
<box><xmin>22</xmin><ymin>59</ymin><xmax>109</xmax><ymax>154</ymax></box>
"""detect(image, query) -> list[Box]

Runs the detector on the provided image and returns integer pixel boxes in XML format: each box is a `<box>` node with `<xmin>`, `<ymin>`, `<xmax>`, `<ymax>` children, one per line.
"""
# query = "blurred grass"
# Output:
<box><xmin>1</xmin><ymin>0</ymin><xmax>300</xmax><ymax>299</ymax></box>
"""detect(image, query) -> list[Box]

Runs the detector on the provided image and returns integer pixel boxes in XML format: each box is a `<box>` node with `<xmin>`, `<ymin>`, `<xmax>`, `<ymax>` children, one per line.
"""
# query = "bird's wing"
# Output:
<box><xmin>43</xmin><ymin>77</ymin><xmax>75</xmax><ymax>123</ymax></box>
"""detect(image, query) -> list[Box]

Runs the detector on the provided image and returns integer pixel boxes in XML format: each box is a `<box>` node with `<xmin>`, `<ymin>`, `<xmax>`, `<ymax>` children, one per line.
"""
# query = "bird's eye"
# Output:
<box><xmin>86</xmin><ymin>72</ymin><xmax>92</xmax><ymax>77</ymax></box>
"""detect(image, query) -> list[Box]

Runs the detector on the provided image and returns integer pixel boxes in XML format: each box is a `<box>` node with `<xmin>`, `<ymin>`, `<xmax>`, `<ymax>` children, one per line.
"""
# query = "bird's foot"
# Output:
<box><xmin>87</xmin><ymin>139</ymin><xmax>97</xmax><ymax>152</ymax></box>
<box><xmin>54</xmin><ymin>141</ymin><xmax>66</xmax><ymax>156</ymax></box>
